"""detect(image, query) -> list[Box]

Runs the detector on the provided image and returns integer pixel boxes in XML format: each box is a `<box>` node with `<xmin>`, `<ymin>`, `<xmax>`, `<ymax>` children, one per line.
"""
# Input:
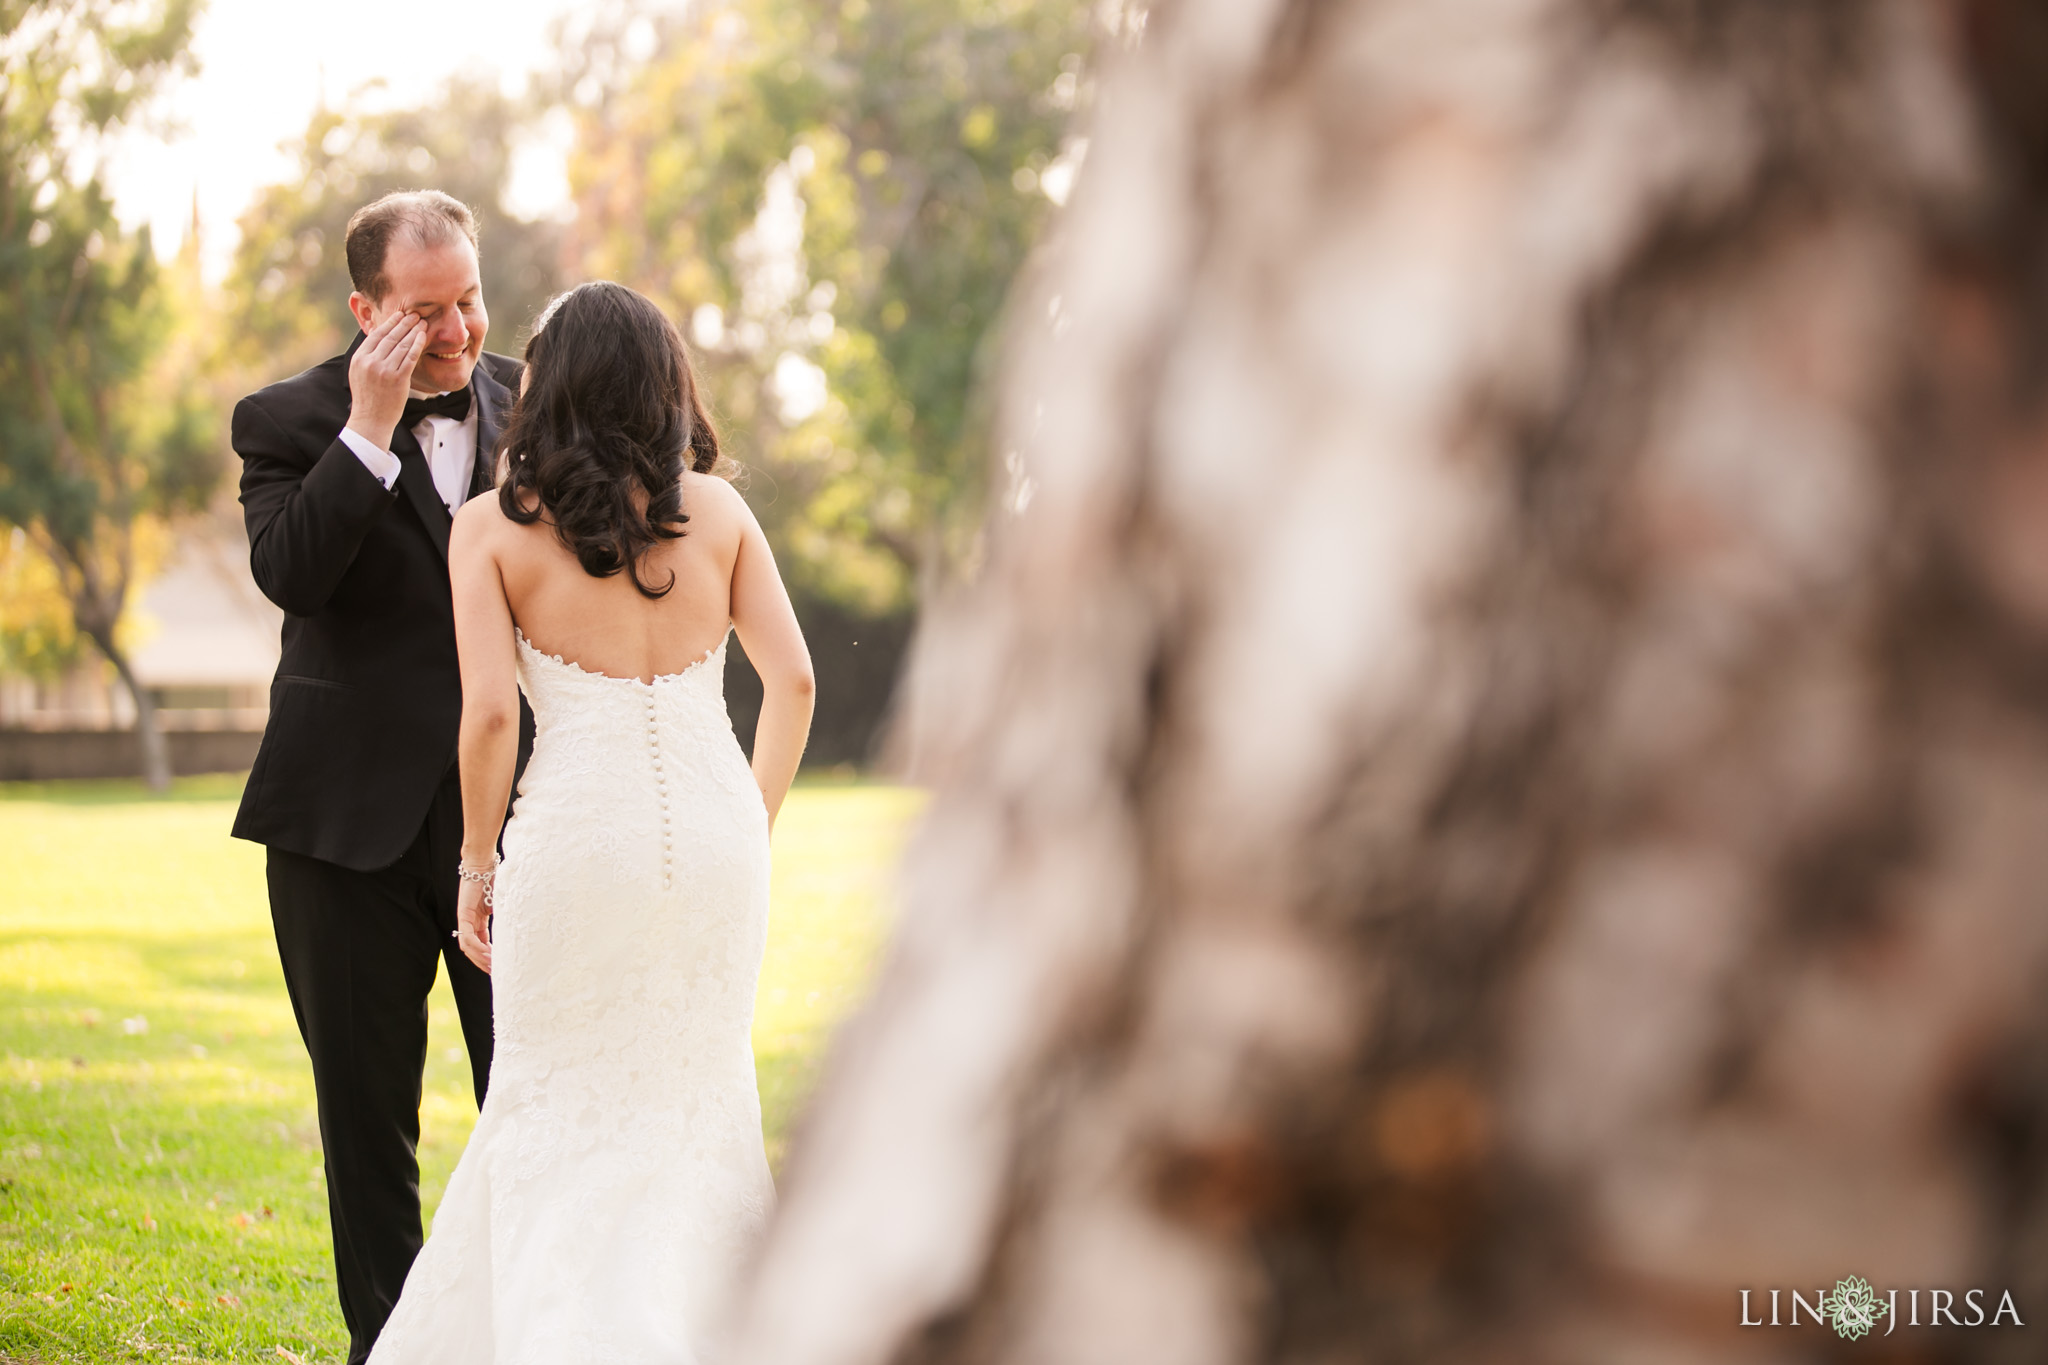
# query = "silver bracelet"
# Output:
<box><xmin>457</xmin><ymin>858</ymin><xmax>499</xmax><ymax>909</ymax></box>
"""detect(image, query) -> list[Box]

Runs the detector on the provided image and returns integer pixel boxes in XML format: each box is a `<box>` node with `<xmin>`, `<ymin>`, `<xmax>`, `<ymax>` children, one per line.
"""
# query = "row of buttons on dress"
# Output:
<box><xmin>647</xmin><ymin>690</ymin><xmax>672</xmax><ymax>890</ymax></box>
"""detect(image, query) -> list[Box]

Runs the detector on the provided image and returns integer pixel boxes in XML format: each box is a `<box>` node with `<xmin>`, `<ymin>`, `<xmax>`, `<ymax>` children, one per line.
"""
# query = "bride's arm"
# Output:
<box><xmin>449</xmin><ymin>497</ymin><xmax>521</xmax><ymax>971</ymax></box>
<box><xmin>724</xmin><ymin>483</ymin><xmax>814</xmax><ymax>832</ymax></box>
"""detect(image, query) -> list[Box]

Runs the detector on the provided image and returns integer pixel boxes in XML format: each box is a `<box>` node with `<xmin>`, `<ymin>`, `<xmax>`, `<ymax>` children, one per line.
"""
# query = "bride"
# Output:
<box><xmin>367</xmin><ymin>281</ymin><xmax>815</xmax><ymax>1363</ymax></box>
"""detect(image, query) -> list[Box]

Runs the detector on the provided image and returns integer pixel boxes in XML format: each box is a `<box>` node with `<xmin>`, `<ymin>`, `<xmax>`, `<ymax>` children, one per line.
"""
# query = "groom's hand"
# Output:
<box><xmin>346</xmin><ymin>309</ymin><xmax>427</xmax><ymax>451</ymax></box>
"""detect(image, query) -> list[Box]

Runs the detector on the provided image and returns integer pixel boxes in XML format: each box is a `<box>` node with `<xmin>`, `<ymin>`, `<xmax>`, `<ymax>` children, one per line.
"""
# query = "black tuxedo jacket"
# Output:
<box><xmin>232</xmin><ymin>340</ymin><xmax>532</xmax><ymax>871</ymax></box>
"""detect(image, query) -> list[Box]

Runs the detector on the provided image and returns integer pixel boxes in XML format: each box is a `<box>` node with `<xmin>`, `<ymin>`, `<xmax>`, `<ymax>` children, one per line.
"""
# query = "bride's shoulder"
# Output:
<box><xmin>450</xmin><ymin>488</ymin><xmax>529</xmax><ymax>560</ymax></box>
<box><xmin>682</xmin><ymin>470</ymin><xmax>749</xmax><ymax>525</ymax></box>
<box><xmin>453</xmin><ymin>489</ymin><xmax>512</xmax><ymax>535</ymax></box>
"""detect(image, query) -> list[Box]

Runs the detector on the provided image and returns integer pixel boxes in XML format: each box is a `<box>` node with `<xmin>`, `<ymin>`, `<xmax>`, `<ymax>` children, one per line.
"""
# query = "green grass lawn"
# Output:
<box><xmin>0</xmin><ymin>775</ymin><xmax>919</xmax><ymax>1364</ymax></box>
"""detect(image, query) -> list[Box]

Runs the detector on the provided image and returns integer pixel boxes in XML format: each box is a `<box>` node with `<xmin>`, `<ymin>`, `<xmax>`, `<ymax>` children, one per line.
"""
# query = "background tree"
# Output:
<box><xmin>725</xmin><ymin>1</ymin><xmax>2048</xmax><ymax>1362</ymax></box>
<box><xmin>564</xmin><ymin>0</ymin><xmax>1099</xmax><ymax>611</ymax></box>
<box><xmin>0</xmin><ymin>524</ymin><xmax>90</xmax><ymax>679</ymax></box>
<box><xmin>0</xmin><ymin>0</ymin><xmax>214</xmax><ymax>790</ymax></box>
<box><xmin>209</xmin><ymin>0</ymin><xmax>1105</xmax><ymax>769</ymax></box>
<box><xmin>223</xmin><ymin>78</ymin><xmax>568</xmax><ymax>374</ymax></box>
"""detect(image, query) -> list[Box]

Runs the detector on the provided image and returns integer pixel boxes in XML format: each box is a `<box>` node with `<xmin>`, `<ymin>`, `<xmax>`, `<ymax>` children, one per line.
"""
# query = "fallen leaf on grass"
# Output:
<box><xmin>231</xmin><ymin>1211</ymin><xmax>252</xmax><ymax>1227</ymax></box>
<box><xmin>276</xmin><ymin>1347</ymin><xmax>307</xmax><ymax>1364</ymax></box>
<box><xmin>216</xmin><ymin>1293</ymin><xmax>243</xmax><ymax>1309</ymax></box>
<box><xmin>59</xmin><ymin>1282</ymin><xmax>74</xmax><ymax>1293</ymax></box>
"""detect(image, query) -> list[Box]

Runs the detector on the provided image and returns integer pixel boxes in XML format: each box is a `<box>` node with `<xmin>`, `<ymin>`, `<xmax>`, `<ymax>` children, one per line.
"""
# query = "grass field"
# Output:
<box><xmin>0</xmin><ymin>775</ymin><xmax>920</xmax><ymax>1364</ymax></box>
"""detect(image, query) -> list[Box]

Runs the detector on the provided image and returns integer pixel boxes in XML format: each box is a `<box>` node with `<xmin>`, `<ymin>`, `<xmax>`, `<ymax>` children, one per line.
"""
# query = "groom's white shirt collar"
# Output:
<box><xmin>336</xmin><ymin>396</ymin><xmax>478</xmax><ymax>515</ymax></box>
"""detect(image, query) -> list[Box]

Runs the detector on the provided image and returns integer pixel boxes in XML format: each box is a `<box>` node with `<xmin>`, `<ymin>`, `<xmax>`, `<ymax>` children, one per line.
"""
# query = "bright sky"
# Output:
<box><xmin>101</xmin><ymin>0</ymin><xmax>625</xmax><ymax>281</ymax></box>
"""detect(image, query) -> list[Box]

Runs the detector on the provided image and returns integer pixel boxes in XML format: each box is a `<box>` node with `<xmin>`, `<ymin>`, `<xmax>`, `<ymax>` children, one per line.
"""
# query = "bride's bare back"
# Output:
<box><xmin>489</xmin><ymin>470</ymin><xmax>749</xmax><ymax>683</ymax></box>
<box><xmin>449</xmin><ymin>466</ymin><xmax>813</xmax><ymax>849</ymax></box>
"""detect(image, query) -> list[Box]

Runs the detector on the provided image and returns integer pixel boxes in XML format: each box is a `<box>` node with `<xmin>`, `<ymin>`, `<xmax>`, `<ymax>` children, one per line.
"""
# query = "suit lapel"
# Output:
<box><xmin>391</xmin><ymin>422</ymin><xmax>453</xmax><ymax>562</ymax></box>
<box><xmin>469</xmin><ymin>364</ymin><xmax>512</xmax><ymax>501</ymax></box>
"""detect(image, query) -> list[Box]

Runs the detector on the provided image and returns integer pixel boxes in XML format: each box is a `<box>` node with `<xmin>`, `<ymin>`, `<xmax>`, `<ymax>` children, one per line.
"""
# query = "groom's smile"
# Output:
<box><xmin>352</xmin><ymin>233</ymin><xmax>489</xmax><ymax>396</ymax></box>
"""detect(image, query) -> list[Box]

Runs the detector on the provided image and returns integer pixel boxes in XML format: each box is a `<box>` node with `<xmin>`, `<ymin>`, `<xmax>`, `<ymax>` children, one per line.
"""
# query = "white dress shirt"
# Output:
<box><xmin>338</xmin><ymin>400</ymin><xmax>478</xmax><ymax>515</ymax></box>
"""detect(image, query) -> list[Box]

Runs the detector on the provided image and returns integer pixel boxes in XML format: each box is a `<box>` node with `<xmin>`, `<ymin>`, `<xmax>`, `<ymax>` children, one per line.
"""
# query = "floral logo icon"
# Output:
<box><xmin>1820</xmin><ymin>1276</ymin><xmax>1889</xmax><ymax>1341</ymax></box>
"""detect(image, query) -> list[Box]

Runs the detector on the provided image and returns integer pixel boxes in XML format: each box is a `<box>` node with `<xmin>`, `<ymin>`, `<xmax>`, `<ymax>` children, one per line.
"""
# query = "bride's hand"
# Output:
<box><xmin>456</xmin><ymin>876</ymin><xmax>493</xmax><ymax>975</ymax></box>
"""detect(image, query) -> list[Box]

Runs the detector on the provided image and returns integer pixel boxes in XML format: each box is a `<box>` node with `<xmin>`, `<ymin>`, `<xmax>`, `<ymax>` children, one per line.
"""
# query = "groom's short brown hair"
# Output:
<box><xmin>344</xmin><ymin>190</ymin><xmax>480</xmax><ymax>301</ymax></box>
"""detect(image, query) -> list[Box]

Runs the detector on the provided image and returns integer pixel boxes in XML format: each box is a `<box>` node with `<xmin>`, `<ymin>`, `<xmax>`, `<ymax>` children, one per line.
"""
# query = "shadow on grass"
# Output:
<box><xmin>0</xmin><ymin>994</ymin><xmax>345</xmax><ymax>1364</ymax></box>
<box><xmin>3</xmin><ymin>930</ymin><xmax>362</xmax><ymax>1362</ymax></box>
<box><xmin>0</xmin><ymin>776</ymin><xmax>914</xmax><ymax>1361</ymax></box>
<box><xmin>0</xmin><ymin>774</ymin><xmax>249</xmax><ymax>807</ymax></box>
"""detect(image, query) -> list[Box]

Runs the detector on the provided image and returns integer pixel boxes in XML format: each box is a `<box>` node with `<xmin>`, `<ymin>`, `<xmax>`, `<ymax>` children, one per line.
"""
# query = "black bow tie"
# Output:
<box><xmin>403</xmin><ymin>388</ymin><xmax>473</xmax><ymax>427</ymax></box>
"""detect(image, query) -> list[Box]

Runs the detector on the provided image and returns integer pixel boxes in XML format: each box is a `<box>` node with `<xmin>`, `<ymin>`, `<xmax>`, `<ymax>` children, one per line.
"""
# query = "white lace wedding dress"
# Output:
<box><xmin>368</xmin><ymin>627</ymin><xmax>774</xmax><ymax>1365</ymax></box>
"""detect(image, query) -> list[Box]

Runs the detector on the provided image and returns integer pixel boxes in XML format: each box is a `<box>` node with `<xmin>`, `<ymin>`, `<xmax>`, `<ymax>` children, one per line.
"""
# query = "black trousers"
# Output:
<box><xmin>266</xmin><ymin>770</ymin><xmax>493</xmax><ymax>1365</ymax></box>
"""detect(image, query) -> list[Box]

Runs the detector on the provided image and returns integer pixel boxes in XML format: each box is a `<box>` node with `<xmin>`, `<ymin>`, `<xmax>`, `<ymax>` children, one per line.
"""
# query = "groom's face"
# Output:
<box><xmin>349</xmin><ymin>235</ymin><xmax>488</xmax><ymax>395</ymax></box>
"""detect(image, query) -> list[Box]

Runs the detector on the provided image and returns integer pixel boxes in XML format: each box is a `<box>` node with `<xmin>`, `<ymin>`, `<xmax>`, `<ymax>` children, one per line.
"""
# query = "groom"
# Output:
<box><xmin>230</xmin><ymin>190</ymin><xmax>529</xmax><ymax>1363</ymax></box>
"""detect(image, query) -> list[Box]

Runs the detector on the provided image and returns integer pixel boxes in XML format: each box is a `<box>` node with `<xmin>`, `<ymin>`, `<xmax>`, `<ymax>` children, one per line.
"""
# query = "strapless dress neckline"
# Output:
<box><xmin>513</xmin><ymin>625</ymin><xmax>729</xmax><ymax>686</ymax></box>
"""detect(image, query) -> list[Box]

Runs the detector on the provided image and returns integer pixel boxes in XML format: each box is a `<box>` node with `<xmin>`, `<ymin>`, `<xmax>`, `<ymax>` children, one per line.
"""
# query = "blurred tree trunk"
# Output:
<box><xmin>18</xmin><ymin>475</ymin><xmax>174</xmax><ymax>793</ymax></box>
<box><xmin>24</xmin><ymin>506</ymin><xmax>172</xmax><ymax>795</ymax></box>
<box><xmin>83</xmin><ymin>617</ymin><xmax>172</xmax><ymax>795</ymax></box>
<box><xmin>730</xmin><ymin>1</ymin><xmax>2048</xmax><ymax>1362</ymax></box>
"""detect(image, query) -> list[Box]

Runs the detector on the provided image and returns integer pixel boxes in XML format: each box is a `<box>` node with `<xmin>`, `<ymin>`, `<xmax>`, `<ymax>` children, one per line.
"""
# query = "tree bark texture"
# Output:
<box><xmin>729</xmin><ymin>2</ymin><xmax>2048</xmax><ymax>1362</ymax></box>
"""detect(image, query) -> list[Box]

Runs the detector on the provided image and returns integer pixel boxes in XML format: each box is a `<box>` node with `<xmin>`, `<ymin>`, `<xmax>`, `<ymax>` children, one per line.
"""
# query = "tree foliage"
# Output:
<box><xmin>208</xmin><ymin>1</ymin><xmax>1105</xmax><ymax>617</ymax></box>
<box><xmin>565</xmin><ymin>0</ymin><xmax>1099</xmax><ymax>611</ymax></box>
<box><xmin>0</xmin><ymin>0</ymin><xmax>213</xmax><ymax>785</ymax></box>
<box><xmin>0</xmin><ymin>523</ymin><xmax>86</xmax><ymax>677</ymax></box>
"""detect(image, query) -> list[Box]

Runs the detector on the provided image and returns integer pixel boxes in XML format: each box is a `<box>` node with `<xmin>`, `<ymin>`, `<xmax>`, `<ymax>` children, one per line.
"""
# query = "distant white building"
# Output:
<box><xmin>0</xmin><ymin>524</ymin><xmax>279</xmax><ymax>732</ymax></box>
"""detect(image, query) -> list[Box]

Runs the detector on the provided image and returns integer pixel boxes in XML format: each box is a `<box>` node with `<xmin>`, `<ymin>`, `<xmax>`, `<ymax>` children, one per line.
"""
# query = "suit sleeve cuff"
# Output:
<box><xmin>337</xmin><ymin>425</ymin><xmax>402</xmax><ymax>489</ymax></box>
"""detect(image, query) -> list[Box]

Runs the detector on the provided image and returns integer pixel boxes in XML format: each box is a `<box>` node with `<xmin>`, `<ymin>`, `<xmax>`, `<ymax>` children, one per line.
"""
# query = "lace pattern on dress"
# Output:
<box><xmin>368</xmin><ymin>626</ymin><xmax>774</xmax><ymax>1365</ymax></box>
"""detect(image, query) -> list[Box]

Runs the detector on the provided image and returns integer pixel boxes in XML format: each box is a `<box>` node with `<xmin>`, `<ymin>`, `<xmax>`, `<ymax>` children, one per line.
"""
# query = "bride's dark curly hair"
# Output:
<box><xmin>497</xmin><ymin>281</ymin><xmax>722</xmax><ymax>599</ymax></box>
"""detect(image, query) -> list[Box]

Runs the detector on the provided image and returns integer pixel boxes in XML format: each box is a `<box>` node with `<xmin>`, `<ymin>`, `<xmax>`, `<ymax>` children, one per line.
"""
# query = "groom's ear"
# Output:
<box><xmin>347</xmin><ymin>291</ymin><xmax>378</xmax><ymax>332</ymax></box>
